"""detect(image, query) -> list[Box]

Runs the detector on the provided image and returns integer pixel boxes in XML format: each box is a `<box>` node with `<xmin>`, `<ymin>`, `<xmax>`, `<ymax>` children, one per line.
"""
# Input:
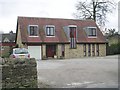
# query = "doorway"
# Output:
<box><xmin>46</xmin><ymin>45</ymin><xmax>56</xmax><ymax>58</ymax></box>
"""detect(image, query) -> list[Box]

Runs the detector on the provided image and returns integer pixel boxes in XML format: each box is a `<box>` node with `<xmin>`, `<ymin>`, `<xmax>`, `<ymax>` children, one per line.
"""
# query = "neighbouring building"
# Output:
<box><xmin>16</xmin><ymin>16</ymin><xmax>107</xmax><ymax>60</ymax></box>
<box><xmin>0</xmin><ymin>31</ymin><xmax>16</xmax><ymax>57</ymax></box>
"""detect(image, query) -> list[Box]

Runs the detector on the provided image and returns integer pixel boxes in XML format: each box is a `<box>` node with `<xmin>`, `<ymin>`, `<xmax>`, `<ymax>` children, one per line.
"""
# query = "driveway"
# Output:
<box><xmin>37</xmin><ymin>55</ymin><xmax>118</xmax><ymax>88</ymax></box>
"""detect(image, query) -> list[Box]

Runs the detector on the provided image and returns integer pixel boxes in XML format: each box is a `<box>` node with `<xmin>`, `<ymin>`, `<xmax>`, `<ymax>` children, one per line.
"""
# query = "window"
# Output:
<box><xmin>96</xmin><ymin>44</ymin><xmax>99</xmax><ymax>56</ymax></box>
<box><xmin>92</xmin><ymin>44</ymin><xmax>95</xmax><ymax>56</ymax></box>
<box><xmin>69</xmin><ymin>27</ymin><xmax>77</xmax><ymax>48</ymax></box>
<box><xmin>61</xmin><ymin>44</ymin><xmax>65</xmax><ymax>57</ymax></box>
<box><xmin>46</xmin><ymin>26</ymin><xmax>55</xmax><ymax>36</ymax></box>
<box><xmin>85</xmin><ymin>27</ymin><xmax>97</xmax><ymax>37</ymax></box>
<box><xmin>88</xmin><ymin>44</ymin><xmax>91</xmax><ymax>56</ymax></box>
<box><xmin>29</xmin><ymin>25</ymin><xmax>38</xmax><ymax>36</ymax></box>
<box><xmin>0</xmin><ymin>46</ymin><xmax>4</xmax><ymax>51</ymax></box>
<box><xmin>83</xmin><ymin>44</ymin><xmax>86</xmax><ymax>56</ymax></box>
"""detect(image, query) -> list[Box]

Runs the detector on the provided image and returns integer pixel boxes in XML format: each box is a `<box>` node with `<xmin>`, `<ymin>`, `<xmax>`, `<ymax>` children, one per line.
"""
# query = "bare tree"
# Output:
<box><xmin>74</xmin><ymin>0</ymin><xmax>116</xmax><ymax>27</ymax></box>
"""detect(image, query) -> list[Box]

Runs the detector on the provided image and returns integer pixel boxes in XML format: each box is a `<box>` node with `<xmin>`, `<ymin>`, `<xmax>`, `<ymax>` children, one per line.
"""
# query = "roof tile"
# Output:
<box><xmin>17</xmin><ymin>16</ymin><xmax>106</xmax><ymax>43</ymax></box>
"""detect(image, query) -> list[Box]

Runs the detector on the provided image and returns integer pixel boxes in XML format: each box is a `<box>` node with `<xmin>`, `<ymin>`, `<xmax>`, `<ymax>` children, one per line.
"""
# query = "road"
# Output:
<box><xmin>37</xmin><ymin>55</ymin><xmax>118</xmax><ymax>88</ymax></box>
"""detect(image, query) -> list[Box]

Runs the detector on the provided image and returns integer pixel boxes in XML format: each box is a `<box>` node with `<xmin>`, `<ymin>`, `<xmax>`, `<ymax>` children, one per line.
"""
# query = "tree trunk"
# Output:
<box><xmin>93</xmin><ymin>1</ymin><xmax>96</xmax><ymax>22</ymax></box>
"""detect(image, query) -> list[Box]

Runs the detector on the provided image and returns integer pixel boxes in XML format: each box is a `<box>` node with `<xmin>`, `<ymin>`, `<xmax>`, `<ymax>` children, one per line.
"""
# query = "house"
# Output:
<box><xmin>0</xmin><ymin>31</ymin><xmax>16</xmax><ymax>57</ymax></box>
<box><xmin>16</xmin><ymin>16</ymin><xmax>107</xmax><ymax>60</ymax></box>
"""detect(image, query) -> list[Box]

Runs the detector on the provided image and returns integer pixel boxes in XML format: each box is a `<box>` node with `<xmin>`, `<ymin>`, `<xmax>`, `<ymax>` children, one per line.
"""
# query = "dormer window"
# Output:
<box><xmin>28</xmin><ymin>25</ymin><xmax>38</xmax><ymax>36</ymax></box>
<box><xmin>46</xmin><ymin>25</ymin><xmax>55</xmax><ymax>36</ymax></box>
<box><xmin>69</xmin><ymin>25</ymin><xmax>77</xmax><ymax>49</ymax></box>
<box><xmin>85</xmin><ymin>27</ymin><xmax>97</xmax><ymax>37</ymax></box>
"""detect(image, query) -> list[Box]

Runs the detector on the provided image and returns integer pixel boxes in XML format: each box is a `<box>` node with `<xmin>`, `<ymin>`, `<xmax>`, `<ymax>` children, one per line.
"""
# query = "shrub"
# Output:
<box><xmin>1</xmin><ymin>53</ymin><xmax>10</xmax><ymax>58</ymax></box>
<box><xmin>107</xmin><ymin>42</ymin><xmax>120</xmax><ymax>55</ymax></box>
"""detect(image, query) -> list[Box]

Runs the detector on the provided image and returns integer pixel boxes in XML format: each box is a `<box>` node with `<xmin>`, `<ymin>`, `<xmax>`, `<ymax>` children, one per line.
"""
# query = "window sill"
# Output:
<box><xmin>88</xmin><ymin>36</ymin><xmax>97</xmax><ymax>38</ymax></box>
<box><xmin>46</xmin><ymin>36</ymin><xmax>55</xmax><ymax>37</ymax></box>
<box><xmin>69</xmin><ymin>48</ymin><xmax>77</xmax><ymax>49</ymax></box>
<box><xmin>29</xmin><ymin>36</ymin><xmax>39</xmax><ymax>37</ymax></box>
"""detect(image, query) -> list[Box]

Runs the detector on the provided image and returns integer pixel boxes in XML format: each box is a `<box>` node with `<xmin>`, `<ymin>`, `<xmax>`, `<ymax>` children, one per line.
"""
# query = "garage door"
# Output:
<box><xmin>28</xmin><ymin>46</ymin><xmax>41</xmax><ymax>60</ymax></box>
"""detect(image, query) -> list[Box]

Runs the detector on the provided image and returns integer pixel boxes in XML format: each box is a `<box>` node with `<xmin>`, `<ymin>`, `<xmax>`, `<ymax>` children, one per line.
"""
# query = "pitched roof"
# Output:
<box><xmin>2</xmin><ymin>33</ymin><xmax>16</xmax><ymax>42</ymax></box>
<box><xmin>17</xmin><ymin>16</ymin><xmax>106</xmax><ymax>43</ymax></box>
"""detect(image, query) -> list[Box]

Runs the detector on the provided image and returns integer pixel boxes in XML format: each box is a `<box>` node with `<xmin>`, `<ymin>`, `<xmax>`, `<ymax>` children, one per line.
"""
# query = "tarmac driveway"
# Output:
<box><xmin>37</xmin><ymin>55</ymin><xmax>118</xmax><ymax>88</ymax></box>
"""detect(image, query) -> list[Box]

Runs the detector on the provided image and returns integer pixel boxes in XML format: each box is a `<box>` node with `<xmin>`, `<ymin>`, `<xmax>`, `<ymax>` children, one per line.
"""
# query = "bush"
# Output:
<box><xmin>107</xmin><ymin>42</ymin><xmax>120</xmax><ymax>55</ymax></box>
<box><xmin>2</xmin><ymin>58</ymin><xmax>38</xmax><ymax>88</ymax></box>
<box><xmin>1</xmin><ymin>53</ymin><xmax>10</xmax><ymax>58</ymax></box>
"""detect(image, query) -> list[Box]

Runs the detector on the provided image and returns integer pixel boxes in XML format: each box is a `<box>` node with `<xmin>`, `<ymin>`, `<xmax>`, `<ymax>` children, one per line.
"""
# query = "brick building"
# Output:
<box><xmin>16</xmin><ymin>16</ymin><xmax>107</xmax><ymax>60</ymax></box>
<box><xmin>0</xmin><ymin>32</ymin><xmax>16</xmax><ymax>57</ymax></box>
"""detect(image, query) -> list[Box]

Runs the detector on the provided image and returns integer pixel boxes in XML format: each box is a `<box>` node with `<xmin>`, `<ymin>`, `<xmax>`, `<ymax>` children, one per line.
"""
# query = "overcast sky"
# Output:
<box><xmin>0</xmin><ymin>0</ymin><xmax>119</xmax><ymax>33</ymax></box>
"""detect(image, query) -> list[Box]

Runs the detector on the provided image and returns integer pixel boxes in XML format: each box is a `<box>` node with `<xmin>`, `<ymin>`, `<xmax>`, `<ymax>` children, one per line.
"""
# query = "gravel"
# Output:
<box><xmin>37</xmin><ymin>55</ymin><xmax>119</xmax><ymax>88</ymax></box>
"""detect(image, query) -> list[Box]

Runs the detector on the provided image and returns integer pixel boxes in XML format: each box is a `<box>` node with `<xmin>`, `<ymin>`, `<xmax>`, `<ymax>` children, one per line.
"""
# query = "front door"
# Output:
<box><xmin>46</xmin><ymin>45</ymin><xmax>56</xmax><ymax>58</ymax></box>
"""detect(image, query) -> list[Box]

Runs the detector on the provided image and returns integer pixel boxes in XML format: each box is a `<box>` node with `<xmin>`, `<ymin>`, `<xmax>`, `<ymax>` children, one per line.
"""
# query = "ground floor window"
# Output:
<box><xmin>88</xmin><ymin>44</ymin><xmax>91</xmax><ymax>56</ymax></box>
<box><xmin>83</xmin><ymin>44</ymin><xmax>100</xmax><ymax>57</ymax></box>
<box><xmin>70</xmin><ymin>38</ymin><xmax>76</xmax><ymax>49</ymax></box>
<box><xmin>96</xmin><ymin>44</ymin><xmax>99</xmax><ymax>56</ymax></box>
<box><xmin>83</xmin><ymin>44</ymin><xmax>86</xmax><ymax>56</ymax></box>
<box><xmin>0</xmin><ymin>46</ymin><xmax>4</xmax><ymax>51</ymax></box>
<box><xmin>92</xmin><ymin>44</ymin><xmax>95</xmax><ymax>56</ymax></box>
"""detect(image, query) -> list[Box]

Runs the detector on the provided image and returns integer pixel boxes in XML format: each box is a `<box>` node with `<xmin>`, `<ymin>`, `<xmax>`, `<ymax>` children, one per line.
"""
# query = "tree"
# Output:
<box><xmin>74</xmin><ymin>0</ymin><xmax>116</xmax><ymax>27</ymax></box>
<box><xmin>104</xmin><ymin>28</ymin><xmax>119</xmax><ymax>36</ymax></box>
<box><xmin>9</xmin><ymin>30</ymin><xmax>14</xmax><ymax>34</ymax></box>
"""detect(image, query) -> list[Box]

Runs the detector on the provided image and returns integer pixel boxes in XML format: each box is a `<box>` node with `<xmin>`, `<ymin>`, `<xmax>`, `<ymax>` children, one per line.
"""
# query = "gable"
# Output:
<box><xmin>3</xmin><ymin>37</ymin><xmax>10</xmax><ymax>42</ymax></box>
<box><xmin>2</xmin><ymin>33</ymin><xmax>16</xmax><ymax>43</ymax></box>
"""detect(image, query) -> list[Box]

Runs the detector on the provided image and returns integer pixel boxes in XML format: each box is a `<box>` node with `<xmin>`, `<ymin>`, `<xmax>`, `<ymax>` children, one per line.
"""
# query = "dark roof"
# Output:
<box><xmin>17</xmin><ymin>16</ymin><xmax>106</xmax><ymax>43</ymax></box>
<box><xmin>2</xmin><ymin>33</ymin><xmax>16</xmax><ymax>42</ymax></box>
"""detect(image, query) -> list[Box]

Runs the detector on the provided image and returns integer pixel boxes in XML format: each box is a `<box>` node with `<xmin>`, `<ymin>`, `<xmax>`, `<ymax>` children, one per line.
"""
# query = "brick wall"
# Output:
<box><xmin>16</xmin><ymin>25</ymin><xmax>24</xmax><ymax>48</ymax></box>
<box><xmin>64</xmin><ymin>43</ymin><xmax>106</xmax><ymax>59</ymax></box>
<box><xmin>64</xmin><ymin>44</ymin><xmax>84</xmax><ymax>59</ymax></box>
<box><xmin>41</xmin><ymin>43</ymin><xmax>106</xmax><ymax>59</ymax></box>
<box><xmin>99</xmin><ymin>44</ymin><xmax>106</xmax><ymax>56</ymax></box>
<box><xmin>42</xmin><ymin>44</ymin><xmax>46</xmax><ymax>59</ymax></box>
<box><xmin>57</xmin><ymin>44</ymin><xmax>62</xmax><ymax>58</ymax></box>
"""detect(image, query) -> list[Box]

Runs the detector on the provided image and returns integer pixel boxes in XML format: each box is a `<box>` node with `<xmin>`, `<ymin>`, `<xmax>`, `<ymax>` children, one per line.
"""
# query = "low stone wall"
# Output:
<box><xmin>2</xmin><ymin>58</ymin><xmax>38</xmax><ymax>88</ymax></box>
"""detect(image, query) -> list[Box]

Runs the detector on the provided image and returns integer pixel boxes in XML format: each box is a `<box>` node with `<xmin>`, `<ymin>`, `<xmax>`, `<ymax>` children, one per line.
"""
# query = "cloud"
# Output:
<box><xmin>0</xmin><ymin>0</ymin><xmax>77</xmax><ymax>32</ymax></box>
<box><xmin>0</xmin><ymin>0</ymin><xmax>118</xmax><ymax>33</ymax></box>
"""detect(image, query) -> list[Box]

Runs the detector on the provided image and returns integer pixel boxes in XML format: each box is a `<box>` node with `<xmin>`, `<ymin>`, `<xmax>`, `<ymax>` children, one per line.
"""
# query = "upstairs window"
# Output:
<box><xmin>69</xmin><ymin>26</ymin><xmax>77</xmax><ymax>49</ymax></box>
<box><xmin>28</xmin><ymin>25</ymin><xmax>38</xmax><ymax>36</ymax></box>
<box><xmin>70</xmin><ymin>27</ymin><xmax>76</xmax><ymax>38</ymax></box>
<box><xmin>85</xmin><ymin>27</ymin><xmax>97</xmax><ymax>37</ymax></box>
<box><xmin>46</xmin><ymin>25</ymin><xmax>55</xmax><ymax>36</ymax></box>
